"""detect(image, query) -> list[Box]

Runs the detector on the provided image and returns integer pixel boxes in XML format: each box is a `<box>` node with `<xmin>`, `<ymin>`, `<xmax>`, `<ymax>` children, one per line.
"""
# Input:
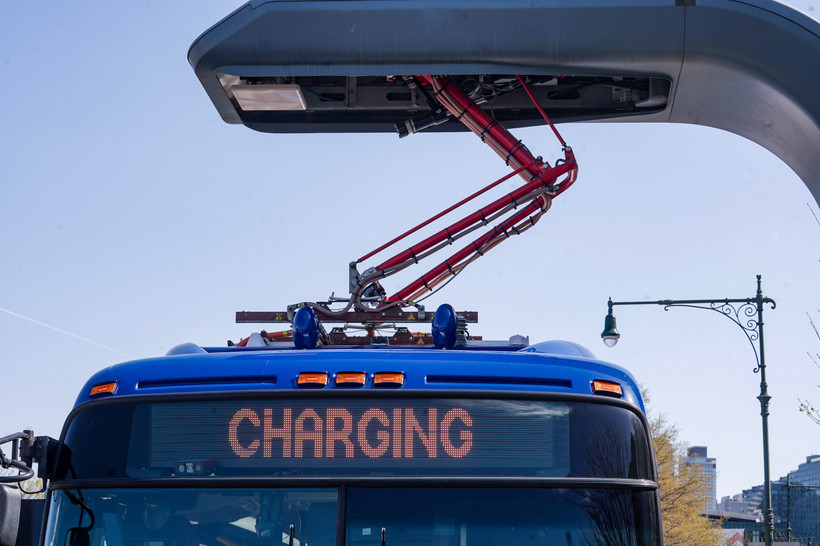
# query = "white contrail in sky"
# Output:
<box><xmin>0</xmin><ymin>306</ymin><xmax>133</xmax><ymax>359</ymax></box>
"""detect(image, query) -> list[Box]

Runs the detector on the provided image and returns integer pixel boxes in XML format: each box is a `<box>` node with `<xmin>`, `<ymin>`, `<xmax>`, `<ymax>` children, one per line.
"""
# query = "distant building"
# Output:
<box><xmin>685</xmin><ymin>445</ymin><xmax>717</xmax><ymax>511</ymax></box>
<box><xmin>785</xmin><ymin>455</ymin><xmax>820</xmax><ymax>545</ymax></box>
<box><xmin>726</xmin><ymin>455</ymin><xmax>820</xmax><ymax>545</ymax></box>
<box><xmin>717</xmin><ymin>494</ymin><xmax>755</xmax><ymax>516</ymax></box>
<box><xmin>791</xmin><ymin>454</ymin><xmax>820</xmax><ymax>487</ymax></box>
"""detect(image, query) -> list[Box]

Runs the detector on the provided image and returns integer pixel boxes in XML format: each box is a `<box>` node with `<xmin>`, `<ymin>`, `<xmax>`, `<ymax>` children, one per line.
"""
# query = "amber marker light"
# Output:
<box><xmin>373</xmin><ymin>372</ymin><xmax>405</xmax><ymax>387</ymax></box>
<box><xmin>297</xmin><ymin>372</ymin><xmax>329</xmax><ymax>387</ymax></box>
<box><xmin>89</xmin><ymin>381</ymin><xmax>118</xmax><ymax>397</ymax></box>
<box><xmin>335</xmin><ymin>372</ymin><xmax>366</xmax><ymax>387</ymax></box>
<box><xmin>592</xmin><ymin>380</ymin><xmax>623</xmax><ymax>397</ymax></box>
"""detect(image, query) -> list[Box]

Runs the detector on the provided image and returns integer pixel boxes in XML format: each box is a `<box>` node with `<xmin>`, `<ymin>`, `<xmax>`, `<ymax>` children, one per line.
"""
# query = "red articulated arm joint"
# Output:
<box><xmin>354</xmin><ymin>74</ymin><xmax>578</xmax><ymax>307</ymax></box>
<box><xmin>373</xmin><ymin>77</ymin><xmax>576</xmax><ymax>273</ymax></box>
<box><xmin>419</xmin><ymin>75</ymin><xmax>545</xmax><ymax>180</ymax></box>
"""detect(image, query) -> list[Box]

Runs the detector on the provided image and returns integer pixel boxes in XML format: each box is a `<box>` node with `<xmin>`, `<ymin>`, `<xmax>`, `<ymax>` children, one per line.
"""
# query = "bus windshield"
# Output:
<box><xmin>44</xmin><ymin>486</ymin><xmax>659</xmax><ymax>546</ymax></box>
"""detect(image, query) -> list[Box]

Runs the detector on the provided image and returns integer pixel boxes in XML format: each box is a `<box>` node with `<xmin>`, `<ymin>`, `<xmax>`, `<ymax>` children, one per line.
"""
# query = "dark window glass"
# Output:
<box><xmin>44</xmin><ymin>488</ymin><xmax>338</xmax><ymax>546</ymax></box>
<box><xmin>347</xmin><ymin>487</ymin><xmax>660</xmax><ymax>546</ymax></box>
<box><xmin>43</xmin><ymin>487</ymin><xmax>659</xmax><ymax>546</ymax></box>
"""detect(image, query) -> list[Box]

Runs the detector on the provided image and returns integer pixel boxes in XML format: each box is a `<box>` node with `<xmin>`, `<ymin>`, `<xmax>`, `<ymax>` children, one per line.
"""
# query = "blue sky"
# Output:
<box><xmin>1</xmin><ymin>0</ymin><xmax>819</xmax><ymax>500</ymax></box>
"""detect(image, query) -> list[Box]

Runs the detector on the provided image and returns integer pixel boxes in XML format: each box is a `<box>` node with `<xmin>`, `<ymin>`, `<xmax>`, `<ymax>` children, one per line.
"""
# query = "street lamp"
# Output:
<box><xmin>601</xmin><ymin>306</ymin><xmax>620</xmax><ymax>347</ymax></box>
<box><xmin>601</xmin><ymin>275</ymin><xmax>776</xmax><ymax>546</ymax></box>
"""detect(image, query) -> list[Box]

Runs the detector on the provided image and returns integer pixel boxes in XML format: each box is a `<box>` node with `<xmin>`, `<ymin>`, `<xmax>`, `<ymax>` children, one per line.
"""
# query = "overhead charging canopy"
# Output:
<box><xmin>189</xmin><ymin>0</ymin><xmax>820</xmax><ymax>204</ymax></box>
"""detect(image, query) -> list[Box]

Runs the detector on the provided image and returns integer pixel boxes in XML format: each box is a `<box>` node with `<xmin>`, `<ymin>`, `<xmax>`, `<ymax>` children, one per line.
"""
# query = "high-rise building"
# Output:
<box><xmin>786</xmin><ymin>455</ymin><xmax>820</xmax><ymax>545</ymax></box>
<box><xmin>727</xmin><ymin>454</ymin><xmax>820</xmax><ymax>545</ymax></box>
<box><xmin>685</xmin><ymin>445</ymin><xmax>717</xmax><ymax>511</ymax></box>
<box><xmin>791</xmin><ymin>454</ymin><xmax>820</xmax><ymax>487</ymax></box>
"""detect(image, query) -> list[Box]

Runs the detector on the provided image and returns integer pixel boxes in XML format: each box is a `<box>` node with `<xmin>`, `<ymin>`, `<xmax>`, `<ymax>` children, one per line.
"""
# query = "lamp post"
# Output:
<box><xmin>601</xmin><ymin>275</ymin><xmax>776</xmax><ymax>546</ymax></box>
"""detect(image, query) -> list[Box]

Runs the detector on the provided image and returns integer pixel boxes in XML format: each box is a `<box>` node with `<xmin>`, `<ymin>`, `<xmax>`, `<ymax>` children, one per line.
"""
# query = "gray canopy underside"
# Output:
<box><xmin>189</xmin><ymin>0</ymin><xmax>820</xmax><ymax>203</ymax></box>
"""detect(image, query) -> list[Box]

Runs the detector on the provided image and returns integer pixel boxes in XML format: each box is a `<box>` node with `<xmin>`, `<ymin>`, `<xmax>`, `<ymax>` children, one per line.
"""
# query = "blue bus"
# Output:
<box><xmin>0</xmin><ymin>2</ymin><xmax>671</xmax><ymax>542</ymax></box>
<box><xmin>27</xmin><ymin>313</ymin><xmax>660</xmax><ymax>546</ymax></box>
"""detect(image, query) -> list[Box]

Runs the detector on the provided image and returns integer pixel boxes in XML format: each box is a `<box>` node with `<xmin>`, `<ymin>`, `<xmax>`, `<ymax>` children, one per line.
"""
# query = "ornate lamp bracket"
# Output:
<box><xmin>659</xmin><ymin>293</ymin><xmax>775</xmax><ymax>373</ymax></box>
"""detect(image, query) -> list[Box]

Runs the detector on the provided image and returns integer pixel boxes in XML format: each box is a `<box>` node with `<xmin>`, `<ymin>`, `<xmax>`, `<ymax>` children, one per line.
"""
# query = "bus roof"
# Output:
<box><xmin>75</xmin><ymin>341</ymin><xmax>645</xmax><ymax>411</ymax></box>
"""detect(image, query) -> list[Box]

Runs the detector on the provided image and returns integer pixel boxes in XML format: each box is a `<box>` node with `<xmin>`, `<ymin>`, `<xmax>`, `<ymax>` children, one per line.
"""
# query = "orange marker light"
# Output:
<box><xmin>297</xmin><ymin>372</ymin><xmax>329</xmax><ymax>387</ymax></box>
<box><xmin>592</xmin><ymin>380</ymin><xmax>623</xmax><ymax>397</ymax></box>
<box><xmin>335</xmin><ymin>372</ymin><xmax>366</xmax><ymax>387</ymax></box>
<box><xmin>373</xmin><ymin>372</ymin><xmax>405</xmax><ymax>387</ymax></box>
<box><xmin>89</xmin><ymin>381</ymin><xmax>118</xmax><ymax>397</ymax></box>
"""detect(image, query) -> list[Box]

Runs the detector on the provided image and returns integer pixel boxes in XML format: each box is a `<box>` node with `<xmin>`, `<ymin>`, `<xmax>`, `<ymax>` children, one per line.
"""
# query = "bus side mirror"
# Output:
<box><xmin>0</xmin><ymin>484</ymin><xmax>21</xmax><ymax>546</ymax></box>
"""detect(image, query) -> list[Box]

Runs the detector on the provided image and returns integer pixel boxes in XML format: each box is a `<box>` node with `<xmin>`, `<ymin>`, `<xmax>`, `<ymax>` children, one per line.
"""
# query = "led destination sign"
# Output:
<box><xmin>127</xmin><ymin>399</ymin><xmax>570</xmax><ymax>477</ymax></box>
<box><xmin>227</xmin><ymin>406</ymin><xmax>476</xmax><ymax>459</ymax></box>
